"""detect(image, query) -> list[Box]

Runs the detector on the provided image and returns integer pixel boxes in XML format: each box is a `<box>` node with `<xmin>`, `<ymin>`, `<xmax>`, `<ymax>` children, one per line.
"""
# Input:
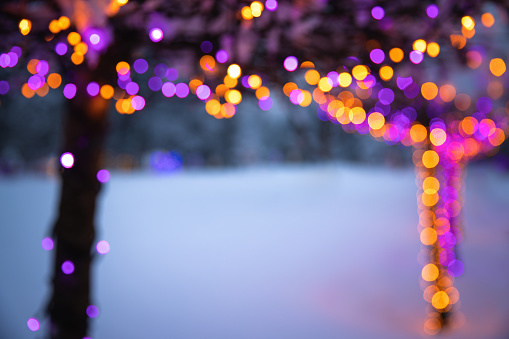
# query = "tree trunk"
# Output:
<box><xmin>47</xmin><ymin>77</ymin><xmax>109</xmax><ymax>338</ymax></box>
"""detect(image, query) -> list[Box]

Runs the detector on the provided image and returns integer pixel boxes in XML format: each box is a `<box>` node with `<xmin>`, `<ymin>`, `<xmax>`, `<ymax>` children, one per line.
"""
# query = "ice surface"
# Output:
<box><xmin>0</xmin><ymin>163</ymin><xmax>508</xmax><ymax>338</ymax></box>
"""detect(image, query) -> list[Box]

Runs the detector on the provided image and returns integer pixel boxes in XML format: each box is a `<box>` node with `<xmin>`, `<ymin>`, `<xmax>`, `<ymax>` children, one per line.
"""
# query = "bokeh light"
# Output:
<box><xmin>26</xmin><ymin>318</ymin><xmax>39</xmax><ymax>332</ymax></box>
<box><xmin>60</xmin><ymin>152</ymin><xmax>74</xmax><ymax>168</ymax></box>
<box><xmin>86</xmin><ymin>305</ymin><xmax>99</xmax><ymax>318</ymax></box>
<box><xmin>97</xmin><ymin>169</ymin><xmax>111</xmax><ymax>183</ymax></box>
<box><xmin>284</xmin><ymin>56</ymin><xmax>298</xmax><ymax>72</ymax></box>
<box><xmin>61</xmin><ymin>260</ymin><xmax>75</xmax><ymax>274</ymax></box>
<box><xmin>41</xmin><ymin>237</ymin><xmax>54</xmax><ymax>251</ymax></box>
<box><xmin>149</xmin><ymin>28</ymin><xmax>163</xmax><ymax>42</ymax></box>
<box><xmin>96</xmin><ymin>240</ymin><xmax>110</xmax><ymax>255</ymax></box>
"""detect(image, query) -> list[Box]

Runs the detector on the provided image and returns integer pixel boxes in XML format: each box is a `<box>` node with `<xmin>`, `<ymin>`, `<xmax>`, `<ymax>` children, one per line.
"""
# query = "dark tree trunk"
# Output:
<box><xmin>48</xmin><ymin>74</ymin><xmax>109</xmax><ymax>338</ymax></box>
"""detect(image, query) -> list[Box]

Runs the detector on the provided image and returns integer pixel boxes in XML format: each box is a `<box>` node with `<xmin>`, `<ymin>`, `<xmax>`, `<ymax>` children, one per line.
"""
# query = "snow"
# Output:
<box><xmin>0</xmin><ymin>163</ymin><xmax>508</xmax><ymax>339</ymax></box>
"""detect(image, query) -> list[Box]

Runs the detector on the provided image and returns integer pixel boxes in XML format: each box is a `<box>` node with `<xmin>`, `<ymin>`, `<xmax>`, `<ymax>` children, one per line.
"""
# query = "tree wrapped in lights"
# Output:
<box><xmin>0</xmin><ymin>0</ymin><xmax>508</xmax><ymax>337</ymax></box>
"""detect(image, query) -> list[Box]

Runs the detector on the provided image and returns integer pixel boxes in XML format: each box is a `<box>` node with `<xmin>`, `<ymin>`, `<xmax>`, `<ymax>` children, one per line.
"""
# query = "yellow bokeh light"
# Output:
<box><xmin>225</xmin><ymin>89</ymin><xmax>242</xmax><ymax>105</ymax></box>
<box><xmin>248</xmin><ymin>75</ymin><xmax>262</xmax><ymax>89</ymax></box>
<box><xmin>421</xmin><ymin>82</ymin><xmax>438</xmax><ymax>100</ymax></box>
<box><xmin>49</xmin><ymin>20</ymin><xmax>61</xmax><ymax>34</ymax></box>
<box><xmin>27</xmin><ymin>59</ymin><xmax>39</xmax><ymax>74</ymax></box>
<box><xmin>450</xmin><ymin>34</ymin><xmax>466</xmax><ymax>49</ymax></box>
<box><xmin>455</xmin><ymin>93</ymin><xmax>471</xmax><ymax>111</ymax></box>
<box><xmin>422</xmin><ymin>192</ymin><xmax>439</xmax><ymax>207</ymax></box>
<box><xmin>410</xmin><ymin>124</ymin><xmax>427</xmax><ymax>143</ymax></box>
<box><xmin>75</xmin><ymin>42</ymin><xmax>88</xmax><ymax>55</ymax></box>
<box><xmin>318</xmin><ymin>77</ymin><xmax>333</xmax><ymax>92</ymax></box>
<box><xmin>200</xmin><ymin>55</ymin><xmax>216</xmax><ymax>71</ymax></box>
<box><xmin>19</xmin><ymin>19</ymin><xmax>32</xmax><ymax>35</ymax></box>
<box><xmin>71</xmin><ymin>52</ymin><xmax>84</xmax><ymax>65</ymax></box>
<box><xmin>481</xmin><ymin>13</ymin><xmax>495</xmax><ymax>27</ymax></box>
<box><xmin>413</xmin><ymin>39</ymin><xmax>427</xmax><ymax>53</ymax></box>
<box><xmin>47</xmin><ymin>73</ymin><xmax>62</xmax><ymax>89</ymax></box>
<box><xmin>67</xmin><ymin>32</ymin><xmax>81</xmax><ymax>46</ymax></box>
<box><xmin>338</xmin><ymin>72</ymin><xmax>352</xmax><ymax>87</ymax></box>
<box><xmin>420</xmin><ymin>227</ymin><xmax>437</xmax><ymax>245</ymax></box>
<box><xmin>489</xmin><ymin>128</ymin><xmax>505</xmax><ymax>147</ymax></box>
<box><xmin>461</xmin><ymin>16</ymin><xmax>475</xmax><ymax>30</ymax></box>
<box><xmin>189</xmin><ymin>79</ymin><xmax>203</xmax><ymax>94</ymax></box>
<box><xmin>379</xmin><ymin>66</ymin><xmax>393</xmax><ymax>81</ymax></box>
<box><xmin>349</xmin><ymin>107</ymin><xmax>366</xmax><ymax>125</ymax></box>
<box><xmin>423</xmin><ymin>177</ymin><xmax>440</xmax><ymax>194</ymax></box>
<box><xmin>116</xmin><ymin>62</ymin><xmax>130</xmax><ymax>77</ymax></box>
<box><xmin>216</xmin><ymin>84</ymin><xmax>228</xmax><ymax>97</ymax></box>
<box><xmin>460</xmin><ymin>117</ymin><xmax>478</xmax><ymax>135</ymax></box>
<box><xmin>36</xmin><ymin>83</ymin><xmax>50</xmax><ymax>97</ymax></box>
<box><xmin>422</xmin><ymin>264</ymin><xmax>439</xmax><ymax>281</ymax></box>
<box><xmin>205</xmin><ymin>99</ymin><xmax>221</xmax><ymax>116</ymax></box>
<box><xmin>487</xmin><ymin>80</ymin><xmax>504</xmax><ymax>99</ymax></box>
<box><xmin>462</xmin><ymin>26</ymin><xmax>476</xmax><ymax>39</ymax></box>
<box><xmin>427</xmin><ymin>42</ymin><xmax>440</xmax><ymax>57</ymax></box>
<box><xmin>283</xmin><ymin>82</ymin><xmax>298</xmax><ymax>96</ymax></box>
<box><xmin>352</xmin><ymin>65</ymin><xmax>368</xmax><ymax>81</ymax></box>
<box><xmin>300</xmin><ymin>90</ymin><xmax>312</xmax><ymax>107</ymax></box>
<box><xmin>489</xmin><ymin>58</ymin><xmax>506</xmax><ymax>77</ymax></box>
<box><xmin>117</xmin><ymin>0</ymin><xmax>129</xmax><ymax>5</ymax></box>
<box><xmin>389</xmin><ymin>48</ymin><xmax>404</xmax><ymax>63</ymax></box>
<box><xmin>256</xmin><ymin>86</ymin><xmax>270</xmax><ymax>100</ymax></box>
<box><xmin>368</xmin><ymin>112</ymin><xmax>385</xmax><ymax>130</ymax></box>
<box><xmin>58</xmin><ymin>16</ymin><xmax>71</xmax><ymax>30</ymax></box>
<box><xmin>100</xmin><ymin>85</ymin><xmax>114</xmax><ymax>99</ymax></box>
<box><xmin>432</xmin><ymin>291</ymin><xmax>450</xmax><ymax>309</ymax></box>
<box><xmin>227</xmin><ymin>64</ymin><xmax>241</xmax><ymax>79</ymax></box>
<box><xmin>430</xmin><ymin>128</ymin><xmax>447</xmax><ymax>146</ymax></box>
<box><xmin>221</xmin><ymin>103</ymin><xmax>236</xmax><ymax>118</ymax></box>
<box><xmin>250</xmin><ymin>1</ymin><xmax>264</xmax><ymax>17</ymax></box>
<box><xmin>21</xmin><ymin>83</ymin><xmax>35</xmax><ymax>98</ymax></box>
<box><xmin>241</xmin><ymin>6</ymin><xmax>253</xmax><ymax>20</ymax></box>
<box><xmin>305</xmin><ymin>70</ymin><xmax>320</xmax><ymax>85</ymax></box>
<box><xmin>300</xmin><ymin>61</ymin><xmax>315</xmax><ymax>68</ymax></box>
<box><xmin>422</xmin><ymin>150</ymin><xmax>439</xmax><ymax>168</ymax></box>
<box><xmin>439</xmin><ymin>84</ymin><xmax>456</xmax><ymax>102</ymax></box>
<box><xmin>224</xmin><ymin>75</ymin><xmax>238</xmax><ymax>88</ymax></box>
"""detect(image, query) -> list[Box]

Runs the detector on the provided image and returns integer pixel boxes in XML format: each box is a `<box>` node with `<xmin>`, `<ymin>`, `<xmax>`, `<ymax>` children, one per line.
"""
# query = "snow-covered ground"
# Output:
<box><xmin>1</xmin><ymin>163</ymin><xmax>508</xmax><ymax>339</ymax></box>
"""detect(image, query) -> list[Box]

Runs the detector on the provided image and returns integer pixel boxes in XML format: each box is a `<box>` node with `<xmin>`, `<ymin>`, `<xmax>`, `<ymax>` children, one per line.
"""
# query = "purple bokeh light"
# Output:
<box><xmin>41</xmin><ymin>237</ymin><xmax>54</xmax><ymax>251</ymax></box>
<box><xmin>166</xmin><ymin>68</ymin><xmax>179</xmax><ymax>81</ymax></box>
<box><xmin>196</xmin><ymin>84</ymin><xmax>211</xmax><ymax>100</ymax></box>
<box><xmin>378</xmin><ymin>88</ymin><xmax>394</xmax><ymax>105</ymax></box>
<box><xmin>150</xmin><ymin>151</ymin><xmax>183</xmax><ymax>172</ymax></box>
<box><xmin>397</xmin><ymin>76</ymin><xmax>413</xmax><ymax>90</ymax></box>
<box><xmin>131</xmin><ymin>96</ymin><xmax>146</xmax><ymax>110</ymax></box>
<box><xmin>149</xmin><ymin>28</ymin><xmax>163</xmax><ymax>42</ymax></box>
<box><xmin>63</xmin><ymin>83</ymin><xmax>77</xmax><ymax>99</ymax></box>
<box><xmin>96</xmin><ymin>240</ymin><xmax>110</xmax><ymax>255</ymax></box>
<box><xmin>175</xmin><ymin>83</ymin><xmax>189</xmax><ymax>98</ymax></box>
<box><xmin>28</xmin><ymin>75</ymin><xmax>45</xmax><ymax>90</ymax></box>
<box><xmin>97</xmin><ymin>169</ymin><xmax>111</xmax><ymax>183</ymax></box>
<box><xmin>36</xmin><ymin>60</ymin><xmax>49</xmax><ymax>76</ymax></box>
<box><xmin>27</xmin><ymin>318</ymin><xmax>40</xmax><ymax>332</ymax></box>
<box><xmin>426</xmin><ymin>5</ymin><xmax>439</xmax><ymax>19</ymax></box>
<box><xmin>265</xmin><ymin>0</ymin><xmax>278</xmax><ymax>11</ymax></box>
<box><xmin>0</xmin><ymin>81</ymin><xmax>9</xmax><ymax>95</ymax></box>
<box><xmin>55</xmin><ymin>43</ymin><xmax>68</xmax><ymax>56</ymax></box>
<box><xmin>154</xmin><ymin>63</ymin><xmax>168</xmax><ymax>78</ymax></box>
<box><xmin>201</xmin><ymin>41</ymin><xmax>213</xmax><ymax>53</ymax></box>
<box><xmin>148</xmin><ymin>77</ymin><xmax>163</xmax><ymax>91</ymax></box>
<box><xmin>90</xmin><ymin>33</ymin><xmax>101</xmax><ymax>45</ymax></box>
<box><xmin>162</xmin><ymin>82</ymin><xmax>176</xmax><ymax>97</ymax></box>
<box><xmin>216</xmin><ymin>50</ymin><xmax>229</xmax><ymax>63</ymax></box>
<box><xmin>10</xmin><ymin>46</ymin><xmax>22</xmax><ymax>57</ymax></box>
<box><xmin>409</xmin><ymin>50</ymin><xmax>424</xmax><ymax>64</ymax></box>
<box><xmin>259</xmin><ymin>97</ymin><xmax>273</xmax><ymax>111</ymax></box>
<box><xmin>86</xmin><ymin>305</ymin><xmax>99</xmax><ymax>318</ymax></box>
<box><xmin>61</xmin><ymin>260</ymin><xmax>75</xmax><ymax>274</ymax></box>
<box><xmin>7</xmin><ymin>52</ymin><xmax>18</xmax><ymax>67</ymax></box>
<box><xmin>476</xmin><ymin>97</ymin><xmax>493</xmax><ymax>114</ymax></box>
<box><xmin>133</xmin><ymin>59</ymin><xmax>149</xmax><ymax>74</ymax></box>
<box><xmin>447</xmin><ymin>260</ymin><xmax>464</xmax><ymax>277</ymax></box>
<box><xmin>371</xmin><ymin>6</ymin><xmax>385</xmax><ymax>20</ymax></box>
<box><xmin>0</xmin><ymin>54</ymin><xmax>10</xmax><ymax>68</ymax></box>
<box><xmin>87</xmin><ymin>82</ymin><xmax>100</xmax><ymax>96</ymax></box>
<box><xmin>60</xmin><ymin>152</ymin><xmax>74</xmax><ymax>168</ymax></box>
<box><xmin>283</xmin><ymin>56</ymin><xmax>298</xmax><ymax>72</ymax></box>
<box><xmin>370</xmin><ymin>49</ymin><xmax>385</xmax><ymax>64</ymax></box>
<box><xmin>126</xmin><ymin>82</ymin><xmax>140</xmax><ymax>95</ymax></box>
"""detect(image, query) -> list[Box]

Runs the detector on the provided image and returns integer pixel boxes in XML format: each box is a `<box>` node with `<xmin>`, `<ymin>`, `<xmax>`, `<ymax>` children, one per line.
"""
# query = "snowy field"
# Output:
<box><xmin>1</xmin><ymin>163</ymin><xmax>508</xmax><ymax>339</ymax></box>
